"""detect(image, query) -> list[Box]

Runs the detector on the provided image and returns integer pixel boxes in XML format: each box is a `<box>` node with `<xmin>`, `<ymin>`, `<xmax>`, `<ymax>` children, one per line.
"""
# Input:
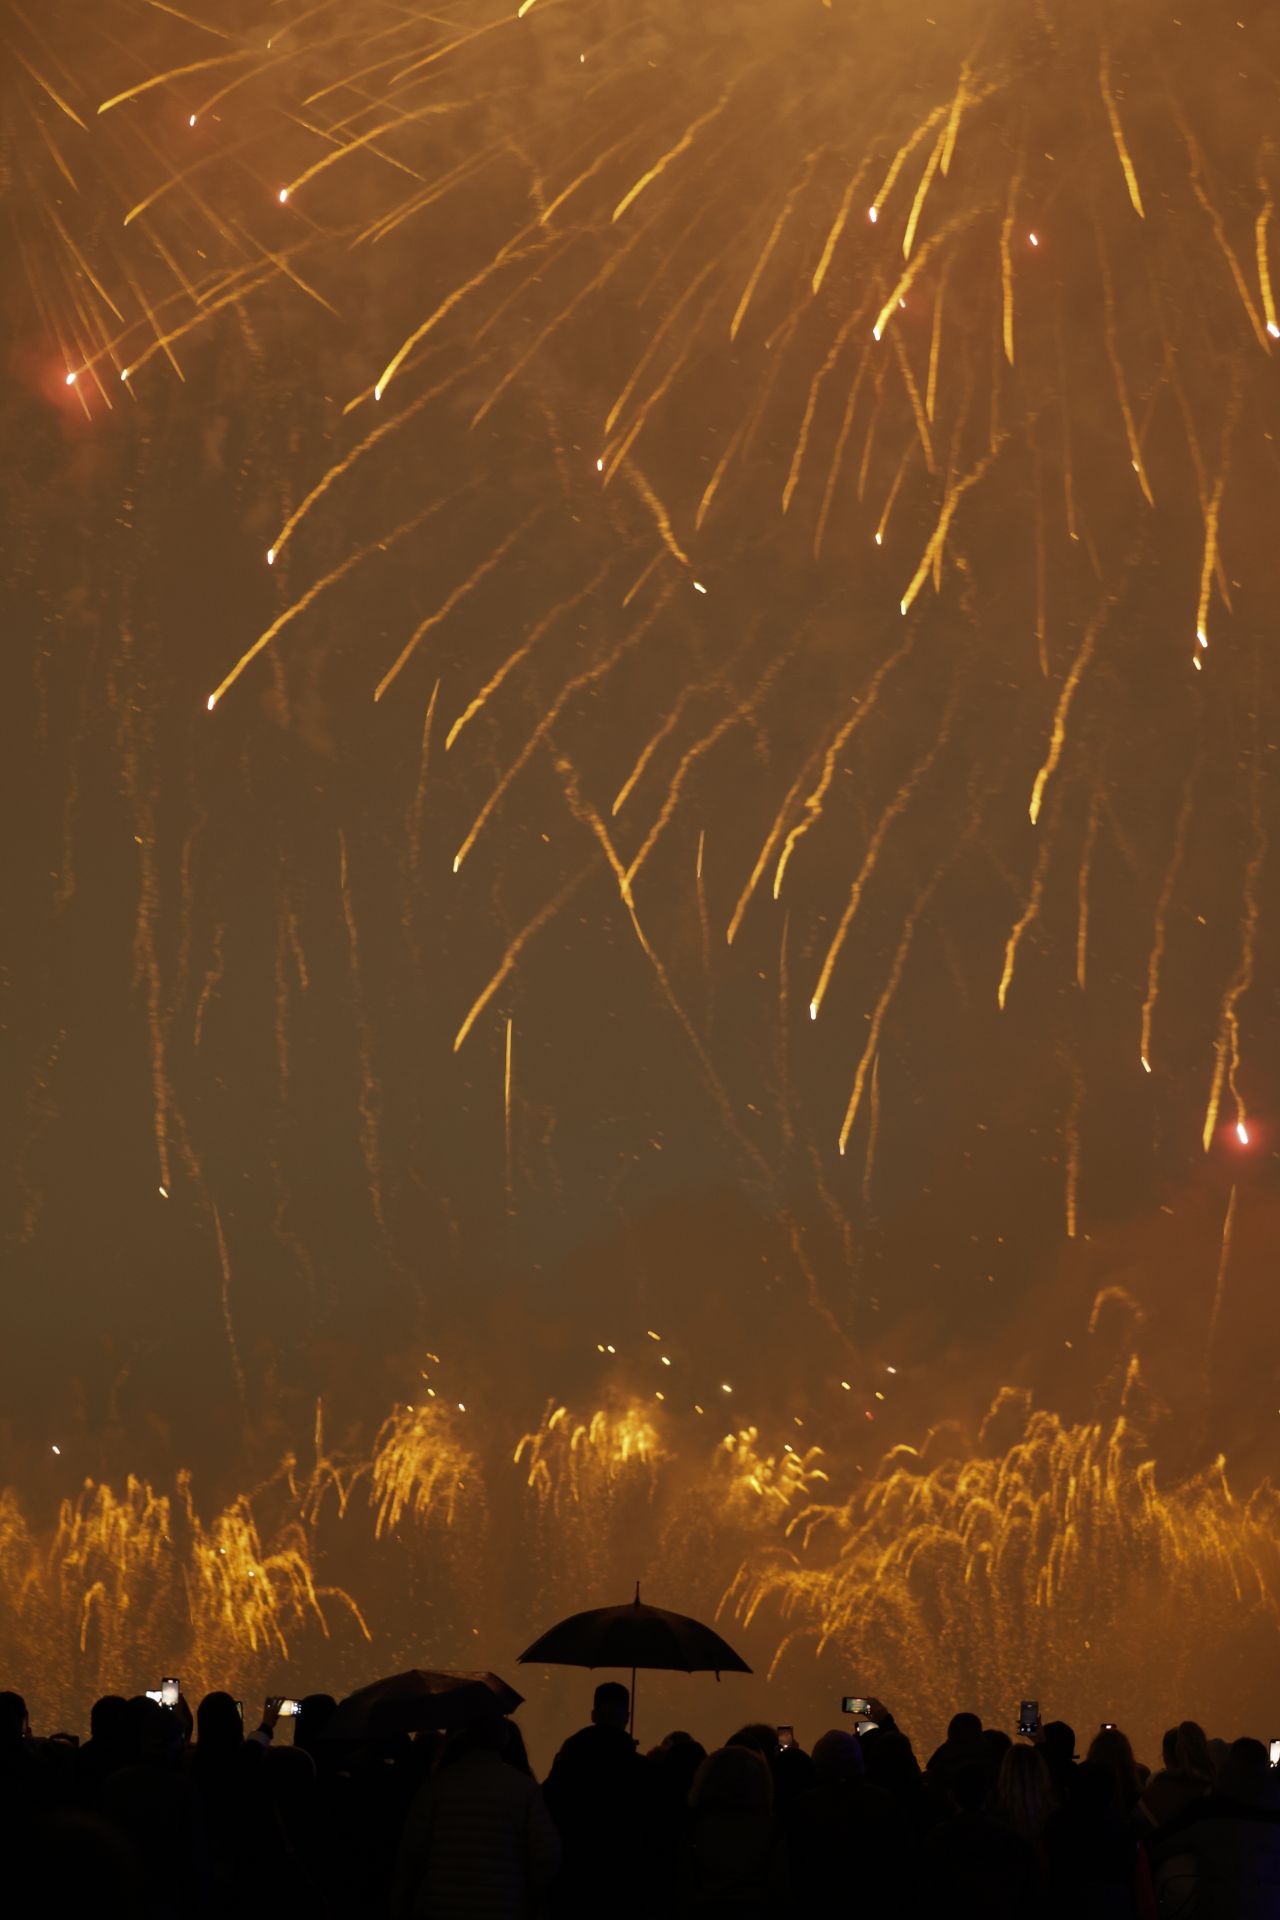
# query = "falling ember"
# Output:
<box><xmin>1236</xmin><ymin>1122</ymin><xmax>1249</xmax><ymax>1146</ymax></box>
<box><xmin>278</xmin><ymin>188</ymin><xmax>288</xmax><ymax>203</ymax></box>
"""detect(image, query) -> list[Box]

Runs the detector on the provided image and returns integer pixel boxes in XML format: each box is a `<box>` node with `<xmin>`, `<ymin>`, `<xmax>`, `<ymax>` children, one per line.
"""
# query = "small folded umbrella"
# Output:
<box><xmin>322</xmin><ymin>1669</ymin><xmax>523</xmax><ymax>1742</ymax></box>
<box><xmin>518</xmin><ymin>1585</ymin><xmax>750</xmax><ymax>1735</ymax></box>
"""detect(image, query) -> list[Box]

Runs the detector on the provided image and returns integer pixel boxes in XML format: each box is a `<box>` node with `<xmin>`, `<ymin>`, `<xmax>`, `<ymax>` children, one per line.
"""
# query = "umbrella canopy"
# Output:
<box><xmin>322</xmin><ymin>1669</ymin><xmax>523</xmax><ymax>1741</ymax></box>
<box><xmin>518</xmin><ymin>1592</ymin><xmax>751</xmax><ymax>1677</ymax></box>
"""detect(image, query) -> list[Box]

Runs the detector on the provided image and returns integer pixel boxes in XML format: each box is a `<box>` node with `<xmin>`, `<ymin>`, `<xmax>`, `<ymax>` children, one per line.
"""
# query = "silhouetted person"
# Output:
<box><xmin>991</xmin><ymin>1742</ymin><xmax>1052</xmax><ymax>1877</ymax></box>
<box><xmin>187</xmin><ymin>1691</ymin><xmax>273</xmax><ymax>1910</ymax></box>
<box><xmin>1044</xmin><ymin>1760</ymin><xmax>1153</xmax><ymax>1920</ymax></box>
<box><xmin>925</xmin><ymin>1756</ymin><xmax>1041</xmax><ymax>1918</ymax></box>
<box><xmin>393</xmin><ymin>1716</ymin><xmax>560</xmax><ymax>1920</ymax></box>
<box><xmin>787</xmin><ymin>1728</ymin><xmax>901</xmax><ymax>1909</ymax></box>
<box><xmin>862</xmin><ymin>1726</ymin><xmax>941</xmax><ymax>1842</ymax></box>
<box><xmin>1087</xmin><ymin>1726</ymin><xmax>1143</xmax><ymax>1817</ymax></box>
<box><xmin>1040</xmin><ymin>1719</ymin><xmax>1077</xmax><ymax>1804</ymax></box>
<box><xmin>101</xmin><ymin>1697</ymin><xmax>207</xmax><ymax>1918</ymax></box>
<box><xmin>1139</xmin><ymin>1720</ymin><xmax>1213</xmax><ymax>1833</ymax></box>
<box><xmin>293</xmin><ymin>1693</ymin><xmax>337</xmax><ymax>1764</ymax></box>
<box><xmin>679</xmin><ymin>1744</ymin><xmax>785</xmax><ymax>1916</ymax></box>
<box><xmin>927</xmin><ymin>1710</ymin><xmax>984</xmax><ymax>1790</ymax></box>
<box><xmin>544</xmin><ymin>1682</ymin><xmax>647</xmax><ymax>1917</ymax></box>
<box><xmin>78</xmin><ymin>1695</ymin><xmax>135</xmax><ymax>1806</ymax></box>
<box><xmin>1149</xmin><ymin>1736</ymin><xmax>1280</xmax><ymax>1917</ymax></box>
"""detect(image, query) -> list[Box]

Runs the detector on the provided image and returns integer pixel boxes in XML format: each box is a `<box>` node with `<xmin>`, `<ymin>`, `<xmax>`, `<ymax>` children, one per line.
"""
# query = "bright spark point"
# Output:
<box><xmin>875</xmin><ymin>532</ymin><xmax>883</xmax><ymax>545</ymax></box>
<box><xmin>1029</xmin><ymin>232</ymin><xmax>1039</xmax><ymax>246</ymax></box>
<box><xmin>206</xmin><ymin>694</ymin><xmax>217</xmax><ymax>711</ymax></box>
<box><xmin>51</xmin><ymin>1446</ymin><xmax>60</xmax><ymax>1456</ymax></box>
<box><xmin>1141</xmin><ymin>1057</ymin><xmax>1151</xmax><ymax>1074</ymax></box>
<box><xmin>692</xmin><ymin>580</ymin><xmax>707</xmax><ymax>593</ymax></box>
<box><xmin>189</xmin><ymin>115</ymin><xmax>196</xmax><ymax>127</ymax></box>
<box><xmin>65</xmin><ymin>372</ymin><xmax>77</xmax><ymax>386</ymax></box>
<box><xmin>266</xmin><ymin>549</ymin><xmax>275</xmax><ymax>565</ymax></box>
<box><xmin>721</xmin><ymin>1382</ymin><xmax>732</xmax><ymax>1393</ymax></box>
<box><xmin>1236</xmin><ymin>1122</ymin><xmax>1250</xmax><ymax>1145</ymax></box>
<box><xmin>158</xmin><ymin>1185</ymin><xmax>168</xmax><ymax>1197</ymax></box>
<box><xmin>278</xmin><ymin>188</ymin><xmax>288</xmax><ymax>203</ymax></box>
<box><xmin>1196</xmin><ymin>629</ymin><xmax>1208</xmax><ymax>647</ymax></box>
<box><xmin>809</xmin><ymin>1000</ymin><xmax>818</xmax><ymax>1020</ymax></box>
<box><xmin>1193</xmin><ymin>656</ymin><xmax>1203</xmax><ymax>671</ymax></box>
<box><xmin>868</xmin><ymin>206</ymin><xmax>878</xmax><ymax>223</ymax></box>
<box><xmin>1270</xmin><ymin>322</ymin><xmax>1280</xmax><ymax>339</ymax></box>
<box><xmin>457</xmin><ymin>1401</ymin><xmax>466</xmax><ymax>1412</ymax></box>
<box><xmin>120</xmin><ymin>369</ymin><xmax>130</xmax><ymax>381</ymax></box>
<box><xmin>596</xmin><ymin>457</ymin><xmax>603</xmax><ymax>471</ymax></box>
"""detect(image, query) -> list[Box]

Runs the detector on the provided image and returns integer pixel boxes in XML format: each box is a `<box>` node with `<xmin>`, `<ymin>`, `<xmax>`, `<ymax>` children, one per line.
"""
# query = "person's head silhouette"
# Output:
<box><xmin>591</xmin><ymin>1682</ymin><xmax>630</xmax><ymax>1731</ymax></box>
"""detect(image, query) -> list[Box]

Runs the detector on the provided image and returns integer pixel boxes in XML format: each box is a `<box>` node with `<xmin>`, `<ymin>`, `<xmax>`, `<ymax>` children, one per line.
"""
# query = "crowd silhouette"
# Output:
<box><xmin>2</xmin><ymin>1680</ymin><xmax>1278</xmax><ymax>1916</ymax></box>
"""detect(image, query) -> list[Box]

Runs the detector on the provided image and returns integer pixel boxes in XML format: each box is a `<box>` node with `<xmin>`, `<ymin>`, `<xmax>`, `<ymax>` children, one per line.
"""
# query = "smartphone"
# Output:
<box><xmin>277</xmin><ymin>1699</ymin><xmax>302</xmax><ymax>1718</ymax></box>
<box><xmin>1017</xmin><ymin>1700</ymin><xmax>1040</xmax><ymax>1737</ymax></box>
<box><xmin>1269</xmin><ymin>1738</ymin><xmax>1280</xmax><ymax>1768</ymax></box>
<box><xmin>160</xmin><ymin>1678</ymin><xmax>180</xmax><ymax>1709</ymax></box>
<box><xmin>776</xmin><ymin>1725</ymin><xmax>794</xmax><ymax>1750</ymax></box>
<box><xmin>842</xmin><ymin>1696</ymin><xmax>871</xmax><ymax>1716</ymax></box>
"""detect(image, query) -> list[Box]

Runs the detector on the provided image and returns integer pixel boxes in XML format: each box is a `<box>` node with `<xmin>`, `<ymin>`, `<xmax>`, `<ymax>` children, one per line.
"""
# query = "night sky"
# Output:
<box><xmin>3</xmin><ymin>0</ymin><xmax>1279</xmax><ymax>1760</ymax></box>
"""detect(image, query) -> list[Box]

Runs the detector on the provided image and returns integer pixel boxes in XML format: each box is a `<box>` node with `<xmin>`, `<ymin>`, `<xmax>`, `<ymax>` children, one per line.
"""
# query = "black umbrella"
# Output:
<box><xmin>518</xmin><ymin>1585</ymin><xmax>750</xmax><ymax>1735</ymax></box>
<box><xmin>322</xmin><ymin>1669</ymin><xmax>523</xmax><ymax>1741</ymax></box>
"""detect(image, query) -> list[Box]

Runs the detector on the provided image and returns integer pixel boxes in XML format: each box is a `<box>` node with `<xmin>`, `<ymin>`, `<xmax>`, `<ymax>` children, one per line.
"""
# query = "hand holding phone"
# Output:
<box><xmin>277</xmin><ymin>1699</ymin><xmax>302</xmax><ymax>1718</ymax></box>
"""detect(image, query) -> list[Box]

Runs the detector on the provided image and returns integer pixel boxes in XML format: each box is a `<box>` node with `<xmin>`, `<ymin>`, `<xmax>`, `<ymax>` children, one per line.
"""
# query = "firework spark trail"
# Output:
<box><xmin>503</xmin><ymin>1015</ymin><xmax>514</xmax><ymax>1213</ymax></box>
<box><xmin>812</xmin><ymin>327</ymin><xmax>880</xmax><ymax>557</ymax></box>
<box><xmin>998</xmin><ymin>776</ymin><xmax>1064</xmax><ymax>1012</ymax></box>
<box><xmin>337</xmin><ymin>830</ymin><xmax>386</xmax><ymax>1231</ymax></box>
<box><xmin>837</xmin><ymin>861</ymin><xmax>948</xmax><ymax>1158</ymax></box>
<box><xmin>772</xmin><ymin>638</ymin><xmax>914</xmax><ymax>903</ymax></box>
<box><xmin>453</xmin><ymin>859</ymin><xmax>598</xmax><ymax>1056</ymax></box>
<box><xmin>862</xmin><ymin>1051</ymin><xmax>881</xmax><ymax>1207</ymax></box>
<box><xmin>373</xmin><ymin>510</ymin><xmax>541</xmax><ymax>704</ymax></box>
<box><xmin>211</xmin><ymin>1200</ymin><xmax>249</xmax><ymax>1414</ymax></box>
<box><xmin>446</xmin><ymin>563</ymin><xmax>614</xmax><ymax>753</ymax></box>
<box><xmin>452</xmin><ymin>582</ymin><xmax>677</xmax><ymax>876</ymax></box>
<box><xmin>1202</xmin><ymin>763</ymin><xmax>1267</xmax><ymax>1152</ymax></box>
<box><xmin>1064</xmin><ymin>1052</ymin><xmax>1084</xmax><ymax>1239</ymax></box>
<box><xmin>784</xmin><ymin>290</ymin><xmax>875</xmax><ymax>516</ymax></box>
<box><xmin>898</xmin><ymin>434</ymin><xmax>1007</xmax><ymax>619</ymax></box>
<box><xmin>902</xmin><ymin>125</ymin><xmax>946</xmax><ymax>264</ymax></box>
<box><xmin>207</xmin><ymin>496</ymin><xmax>451</xmax><ymax>711</ymax></box>
<box><xmin>551</xmin><ymin>749</ymin><xmax>846</xmax><ymax>1342</ymax></box>
<box><xmin>1257</xmin><ymin>180</ymin><xmax>1280</xmax><ymax>338</ymax></box>
<box><xmin>611</xmin><ymin>88</ymin><xmax>734</xmax><ymax>224</ymax></box>
<box><xmin>1194</xmin><ymin>383</ymin><xmax>1241</xmax><ymax>657</ymax></box>
<box><xmin>809</xmin><ymin>688</ymin><xmax>956</xmax><ymax>1024</ymax></box>
<box><xmin>406</xmin><ymin>679</ymin><xmax>439</xmax><ymax>880</ymax></box>
<box><xmin>1206</xmin><ymin>1186</ymin><xmax>1238</xmax><ymax>1361</ymax></box>
<box><xmin>1139</xmin><ymin>773</ymin><xmax>1196</xmax><ymax>1075</ymax></box>
<box><xmin>1075</xmin><ymin>786</ymin><xmax>1100</xmax><ymax>992</ymax></box>
<box><xmin>193</xmin><ymin>920</ymin><xmax>225</xmax><ymax>1051</ymax></box>
<box><xmin>1099</xmin><ymin>45</ymin><xmax>1145</xmax><ymax>219</ymax></box>
<box><xmin>890</xmin><ymin>329</ymin><xmax>936</xmax><ymax>475</ymax></box>
<box><xmin>625</xmin><ymin>645</ymin><xmax>801</xmax><ymax>891</ymax></box>
<box><xmin>1028</xmin><ymin>610</ymin><xmax>1101</xmax><ymax>826</ymax></box>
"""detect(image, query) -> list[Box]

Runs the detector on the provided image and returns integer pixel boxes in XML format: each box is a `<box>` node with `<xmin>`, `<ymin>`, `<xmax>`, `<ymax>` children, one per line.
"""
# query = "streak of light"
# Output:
<box><xmin>1099</xmin><ymin>47</ymin><xmax>1145</xmax><ymax>217</ymax></box>
<box><xmin>1028</xmin><ymin>614</ymin><xmax>1100</xmax><ymax>826</ymax></box>
<box><xmin>97</xmin><ymin>51</ymin><xmax>254</xmax><ymax>117</ymax></box>
<box><xmin>1206</xmin><ymin>1186</ymin><xmax>1238</xmax><ymax>1360</ymax></box>
<box><xmin>773</xmin><ymin>638</ymin><xmax>913</xmax><ymax>903</ymax></box>
<box><xmin>812</xmin><ymin>160</ymin><xmax>868</xmax><ymax>296</ymax></box>
<box><xmin>211</xmin><ymin>1200</ymin><xmax>249</xmax><ymax>1415</ymax></box>
<box><xmin>208</xmin><ymin>496</ymin><xmax>449</xmax><ymax>710</ymax></box>
<box><xmin>454</xmin><ymin>864</ymin><xmax>597</xmax><ymax>1056</ymax></box>
<box><xmin>902</xmin><ymin>125</ymin><xmax>946</xmax><ymax>262</ymax></box>
<box><xmin>998</xmin><ymin>789</ymin><xmax>1057</xmax><ymax>1011</ymax></box>
<box><xmin>453</xmin><ymin>584</ymin><xmax>677</xmax><ymax>875</ymax></box>
<box><xmin>374</xmin><ymin>510</ymin><xmax>539</xmax><ymax>704</ymax></box>
<box><xmin>337</xmin><ymin>831</ymin><xmax>385</xmax><ymax>1231</ymax></box>
<box><xmin>612</xmin><ymin>91</ymin><xmax>732</xmax><ymax>224</ymax></box>
<box><xmin>1076</xmin><ymin>788</ymin><xmax>1100</xmax><ymax>992</ymax></box>
<box><xmin>837</xmin><ymin>865</ymin><xmax>945</xmax><ymax>1158</ymax></box>
<box><xmin>810</xmin><ymin>691</ymin><xmax>955</xmax><ymax>1022</ymax></box>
